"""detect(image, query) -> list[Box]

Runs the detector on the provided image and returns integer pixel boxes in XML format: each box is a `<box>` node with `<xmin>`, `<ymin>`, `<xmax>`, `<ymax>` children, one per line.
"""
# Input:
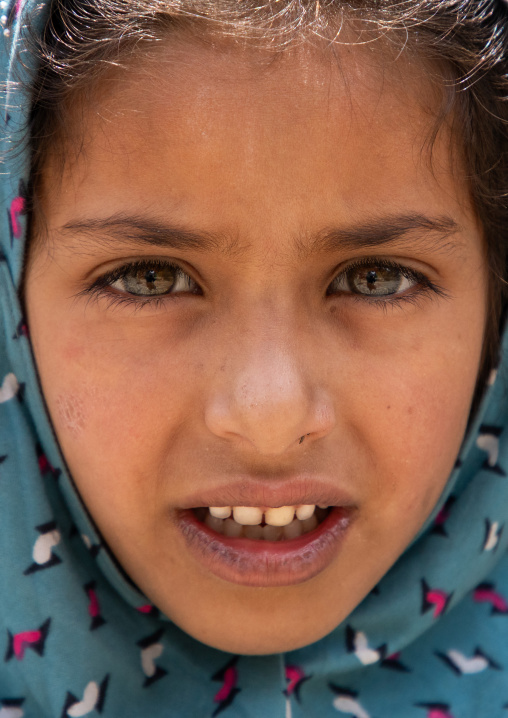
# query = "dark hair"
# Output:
<box><xmin>25</xmin><ymin>0</ymin><xmax>508</xmax><ymax>414</ymax></box>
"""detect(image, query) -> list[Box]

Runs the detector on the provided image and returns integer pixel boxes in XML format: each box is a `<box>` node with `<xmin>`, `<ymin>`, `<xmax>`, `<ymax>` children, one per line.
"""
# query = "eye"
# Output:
<box><xmin>102</xmin><ymin>260</ymin><xmax>200</xmax><ymax>297</ymax></box>
<box><xmin>327</xmin><ymin>260</ymin><xmax>419</xmax><ymax>298</ymax></box>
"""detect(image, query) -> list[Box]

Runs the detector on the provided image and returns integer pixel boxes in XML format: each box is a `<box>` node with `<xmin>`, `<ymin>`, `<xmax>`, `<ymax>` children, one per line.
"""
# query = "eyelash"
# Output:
<box><xmin>80</xmin><ymin>257</ymin><xmax>446</xmax><ymax>311</ymax></box>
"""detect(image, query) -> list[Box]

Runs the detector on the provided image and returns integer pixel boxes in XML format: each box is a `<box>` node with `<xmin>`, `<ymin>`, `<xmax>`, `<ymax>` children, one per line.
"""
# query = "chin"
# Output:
<box><xmin>168</xmin><ymin>598</ymin><xmax>344</xmax><ymax>655</ymax></box>
<box><xmin>187</xmin><ymin>625</ymin><xmax>329</xmax><ymax>655</ymax></box>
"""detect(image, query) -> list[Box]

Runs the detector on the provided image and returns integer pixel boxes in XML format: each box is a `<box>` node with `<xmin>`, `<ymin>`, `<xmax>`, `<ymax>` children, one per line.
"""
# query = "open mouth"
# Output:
<box><xmin>192</xmin><ymin>504</ymin><xmax>331</xmax><ymax>541</ymax></box>
<box><xmin>178</xmin><ymin>503</ymin><xmax>351</xmax><ymax>587</ymax></box>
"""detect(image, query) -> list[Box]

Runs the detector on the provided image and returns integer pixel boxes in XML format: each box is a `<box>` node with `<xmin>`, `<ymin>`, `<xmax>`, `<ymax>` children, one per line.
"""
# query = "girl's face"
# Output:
<box><xmin>25</xmin><ymin>38</ymin><xmax>487</xmax><ymax>654</ymax></box>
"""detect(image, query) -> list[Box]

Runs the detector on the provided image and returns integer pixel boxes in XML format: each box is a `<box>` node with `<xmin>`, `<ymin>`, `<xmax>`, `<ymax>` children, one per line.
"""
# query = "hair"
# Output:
<box><xmin>21</xmin><ymin>0</ymin><xmax>508</xmax><ymax>415</ymax></box>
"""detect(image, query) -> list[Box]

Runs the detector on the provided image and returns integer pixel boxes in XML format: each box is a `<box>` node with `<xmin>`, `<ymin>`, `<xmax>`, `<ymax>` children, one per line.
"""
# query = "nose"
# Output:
<box><xmin>204</xmin><ymin>318</ymin><xmax>336</xmax><ymax>455</ymax></box>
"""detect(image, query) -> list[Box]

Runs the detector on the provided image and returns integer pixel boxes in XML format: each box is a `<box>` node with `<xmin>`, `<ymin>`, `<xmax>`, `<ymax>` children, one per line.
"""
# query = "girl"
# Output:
<box><xmin>1</xmin><ymin>0</ymin><xmax>508</xmax><ymax>715</ymax></box>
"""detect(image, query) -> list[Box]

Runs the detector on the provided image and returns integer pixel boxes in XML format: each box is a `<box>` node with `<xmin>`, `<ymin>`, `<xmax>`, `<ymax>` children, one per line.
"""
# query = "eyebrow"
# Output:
<box><xmin>59</xmin><ymin>212</ymin><xmax>461</xmax><ymax>257</ymax></box>
<box><xmin>307</xmin><ymin>213</ymin><xmax>461</xmax><ymax>255</ymax></box>
<box><xmin>59</xmin><ymin>214</ymin><xmax>232</xmax><ymax>254</ymax></box>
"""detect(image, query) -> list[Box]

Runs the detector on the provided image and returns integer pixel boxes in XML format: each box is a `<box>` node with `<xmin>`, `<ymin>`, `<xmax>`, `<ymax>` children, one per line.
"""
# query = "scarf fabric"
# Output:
<box><xmin>2</xmin><ymin>2</ymin><xmax>508</xmax><ymax>716</ymax></box>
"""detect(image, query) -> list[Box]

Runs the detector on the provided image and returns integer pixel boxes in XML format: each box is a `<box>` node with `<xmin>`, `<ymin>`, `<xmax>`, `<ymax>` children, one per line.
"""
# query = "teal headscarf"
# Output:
<box><xmin>2</xmin><ymin>2</ymin><xmax>508</xmax><ymax>716</ymax></box>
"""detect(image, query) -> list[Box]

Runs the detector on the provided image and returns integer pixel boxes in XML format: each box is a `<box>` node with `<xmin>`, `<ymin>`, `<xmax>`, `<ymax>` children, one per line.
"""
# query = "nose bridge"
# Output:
<box><xmin>238</xmin><ymin>329</ymin><xmax>305</xmax><ymax>414</ymax></box>
<box><xmin>204</xmin><ymin>300</ymin><xmax>335</xmax><ymax>455</ymax></box>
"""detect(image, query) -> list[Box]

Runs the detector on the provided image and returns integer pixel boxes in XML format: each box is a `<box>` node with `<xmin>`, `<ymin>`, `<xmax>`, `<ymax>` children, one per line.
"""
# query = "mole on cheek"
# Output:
<box><xmin>55</xmin><ymin>394</ymin><xmax>86</xmax><ymax>437</ymax></box>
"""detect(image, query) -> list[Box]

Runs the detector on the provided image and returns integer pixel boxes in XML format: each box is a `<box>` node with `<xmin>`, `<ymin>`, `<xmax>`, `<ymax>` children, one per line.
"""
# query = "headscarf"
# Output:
<box><xmin>2</xmin><ymin>1</ymin><xmax>508</xmax><ymax>716</ymax></box>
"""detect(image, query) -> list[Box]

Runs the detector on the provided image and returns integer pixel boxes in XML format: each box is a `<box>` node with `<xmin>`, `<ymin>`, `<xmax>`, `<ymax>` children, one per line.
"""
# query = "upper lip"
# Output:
<box><xmin>178</xmin><ymin>475</ymin><xmax>356</xmax><ymax>510</ymax></box>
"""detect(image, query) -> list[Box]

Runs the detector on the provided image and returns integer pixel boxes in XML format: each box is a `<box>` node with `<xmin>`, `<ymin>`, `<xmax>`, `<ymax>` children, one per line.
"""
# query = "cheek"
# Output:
<box><xmin>351</xmin><ymin>338</ymin><xmax>479</xmax><ymax>538</ymax></box>
<box><xmin>342</xmin><ymin>289</ymin><xmax>484</xmax><ymax>481</ymax></box>
<box><xmin>39</xmin><ymin>329</ymin><xmax>206</xmax><ymax>488</ymax></box>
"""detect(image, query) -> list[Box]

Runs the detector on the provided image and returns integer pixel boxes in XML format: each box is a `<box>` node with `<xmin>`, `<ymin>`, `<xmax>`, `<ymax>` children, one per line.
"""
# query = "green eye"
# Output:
<box><xmin>348</xmin><ymin>265</ymin><xmax>411</xmax><ymax>296</ymax></box>
<box><xmin>109</xmin><ymin>263</ymin><xmax>198</xmax><ymax>296</ymax></box>
<box><xmin>329</xmin><ymin>262</ymin><xmax>415</xmax><ymax>297</ymax></box>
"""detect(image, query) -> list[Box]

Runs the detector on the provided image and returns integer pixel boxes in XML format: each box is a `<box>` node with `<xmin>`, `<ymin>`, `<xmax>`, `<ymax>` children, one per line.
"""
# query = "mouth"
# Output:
<box><xmin>177</xmin><ymin>502</ymin><xmax>354</xmax><ymax>587</ymax></box>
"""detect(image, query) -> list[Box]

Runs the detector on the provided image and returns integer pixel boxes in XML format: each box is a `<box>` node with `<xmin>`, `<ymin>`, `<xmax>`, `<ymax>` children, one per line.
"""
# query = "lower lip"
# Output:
<box><xmin>177</xmin><ymin>507</ymin><xmax>353</xmax><ymax>587</ymax></box>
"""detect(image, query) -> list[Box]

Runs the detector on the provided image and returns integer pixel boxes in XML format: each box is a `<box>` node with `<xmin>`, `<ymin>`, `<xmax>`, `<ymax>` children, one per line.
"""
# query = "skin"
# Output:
<box><xmin>25</xmin><ymin>36</ymin><xmax>488</xmax><ymax>654</ymax></box>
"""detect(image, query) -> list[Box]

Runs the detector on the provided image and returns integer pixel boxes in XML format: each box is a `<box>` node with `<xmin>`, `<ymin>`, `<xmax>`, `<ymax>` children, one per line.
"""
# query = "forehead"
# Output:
<box><xmin>40</xmin><ymin>34</ymin><xmax>472</xmax><ymax>260</ymax></box>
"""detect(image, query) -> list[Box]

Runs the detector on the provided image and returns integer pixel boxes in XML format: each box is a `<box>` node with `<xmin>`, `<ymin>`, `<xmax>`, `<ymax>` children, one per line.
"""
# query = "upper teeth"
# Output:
<box><xmin>209</xmin><ymin>504</ymin><xmax>317</xmax><ymax>526</ymax></box>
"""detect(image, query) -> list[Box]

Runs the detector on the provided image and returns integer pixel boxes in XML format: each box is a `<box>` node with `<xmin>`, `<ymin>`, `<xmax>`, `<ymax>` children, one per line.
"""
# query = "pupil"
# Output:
<box><xmin>366</xmin><ymin>270</ymin><xmax>377</xmax><ymax>286</ymax></box>
<box><xmin>145</xmin><ymin>269</ymin><xmax>156</xmax><ymax>289</ymax></box>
